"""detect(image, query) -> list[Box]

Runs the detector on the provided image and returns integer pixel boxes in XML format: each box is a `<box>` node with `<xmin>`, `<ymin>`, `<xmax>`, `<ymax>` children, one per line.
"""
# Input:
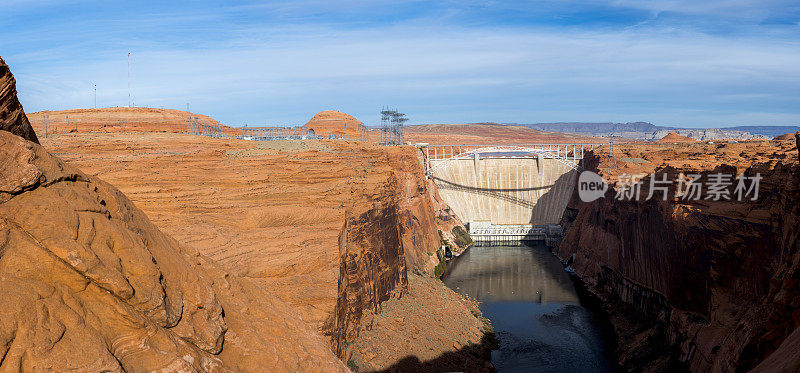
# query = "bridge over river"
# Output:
<box><xmin>423</xmin><ymin>144</ymin><xmax>602</xmax><ymax>244</ymax></box>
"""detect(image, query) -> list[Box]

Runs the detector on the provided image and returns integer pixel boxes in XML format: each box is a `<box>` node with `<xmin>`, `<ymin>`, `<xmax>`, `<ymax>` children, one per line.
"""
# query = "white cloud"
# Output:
<box><xmin>5</xmin><ymin>4</ymin><xmax>800</xmax><ymax>127</ymax></box>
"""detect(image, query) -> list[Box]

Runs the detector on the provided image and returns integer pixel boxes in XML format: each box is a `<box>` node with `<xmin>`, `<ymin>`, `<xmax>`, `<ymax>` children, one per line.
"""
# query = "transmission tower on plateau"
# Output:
<box><xmin>380</xmin><ymin>107</ymin><xmax>407</xmax><ymax>145</ymax></box>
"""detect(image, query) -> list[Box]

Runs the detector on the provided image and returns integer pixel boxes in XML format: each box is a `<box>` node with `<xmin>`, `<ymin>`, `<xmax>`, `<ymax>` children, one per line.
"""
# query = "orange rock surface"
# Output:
<box><xmin>1</xmin><ymin>57</ymin><xmax>347</xmax><ymax>370</ymax></box>
<box><xmin>27</xmin><ymin>107</ymin><xmax>237</xmax><ymax>135</ymax></box>
<box><xmin>0</xmin><ymin>130</ymin><xmax>349</xmax><ymax>371</ymax></box>
<box><xmin>0</xmin><ymin>57</ymin><xmax>38</xmax><ymax>143</ymax></box>
<box><xmin>302</xmin><ymin>110</ymin><xmax>366</xmax><ymax>138</ymax></box>
<box><xmin>3</xmin><ymin>56</ymin><xmax>488</xmax><ymax>370</ymax></box>
<box><xmin>656</xmin><ymin>131</ymin><xmax>696</xmax><ymax>143</ymax></box>
<box><xmin>558</xmin><ymin>137</ymin><xmax>800</xmax><ymax>371</ymax></box>
<box><xmin>40</xmin><ymin>132</ymin><xmax>490</xmax><ymax>370</ymax></box>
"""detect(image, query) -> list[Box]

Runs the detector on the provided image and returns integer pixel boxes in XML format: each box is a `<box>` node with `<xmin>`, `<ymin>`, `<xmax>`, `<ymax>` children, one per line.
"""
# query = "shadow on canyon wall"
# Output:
<box><xmin>529</xmin><ymin>169</ymin><xmax>576</xmax><ymax>225</ymax></box>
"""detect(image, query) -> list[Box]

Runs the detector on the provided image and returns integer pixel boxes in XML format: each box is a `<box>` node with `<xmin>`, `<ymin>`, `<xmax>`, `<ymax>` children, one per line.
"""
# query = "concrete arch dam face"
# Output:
<box><xmin>430</xmin><ymin>156</ymin><xmax>577</xmax><ymax>227</ymax></box>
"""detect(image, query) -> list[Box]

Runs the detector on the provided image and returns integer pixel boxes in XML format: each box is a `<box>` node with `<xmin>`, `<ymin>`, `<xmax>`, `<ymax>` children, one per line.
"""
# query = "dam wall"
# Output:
<box><xmin>430</xmin><ymin>156</ymin><xmax>577</xmax><ymax>226</ymax></box>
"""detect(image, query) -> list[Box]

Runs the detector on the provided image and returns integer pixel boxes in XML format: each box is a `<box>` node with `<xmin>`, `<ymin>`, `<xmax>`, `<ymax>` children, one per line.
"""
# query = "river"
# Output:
<box><xmin>443</xmin><ymin>243</ymin><xmax>610</xmax><ymax>372</ymax></box>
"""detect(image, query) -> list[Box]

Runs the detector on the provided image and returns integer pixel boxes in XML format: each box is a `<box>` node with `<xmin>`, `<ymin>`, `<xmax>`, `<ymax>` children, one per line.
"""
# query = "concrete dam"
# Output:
<box><xmin>424</xmin><ymin>144</ymin><xmax>598</xmax><ymax>243</ymax></box>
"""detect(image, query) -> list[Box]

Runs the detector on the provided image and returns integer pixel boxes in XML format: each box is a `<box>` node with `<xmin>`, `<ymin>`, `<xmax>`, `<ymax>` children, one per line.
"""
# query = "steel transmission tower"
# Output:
<box><xmin>380</xmin><ymin>107</ymin><xmax>407</xmax><ymax>145</ymax></box>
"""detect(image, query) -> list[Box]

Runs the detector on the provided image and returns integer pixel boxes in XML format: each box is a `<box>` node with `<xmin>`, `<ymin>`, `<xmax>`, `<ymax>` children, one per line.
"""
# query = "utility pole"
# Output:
<box><xmin>93</xmin><ymin>83</ymin><xmax>97</xmax><ymax>108</ymax></box>
<box><xmin>609</xmin><ymin>133</ymin><xmax>617</xmax><ymax>169</ymax></box>
<box><xmin>186</xmin><ymin>103</ymin><xmax>190</xmax><ymax>134</ymax></box>
<box><xmin>127</xmin><ymin>52</ymin><xmax>132</xmax><ymax>107</ymax></box>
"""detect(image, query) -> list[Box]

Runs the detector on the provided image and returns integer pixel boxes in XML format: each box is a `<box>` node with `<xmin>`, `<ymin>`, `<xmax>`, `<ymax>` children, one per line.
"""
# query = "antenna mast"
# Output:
<box><xmin>127</xmin><ymin>52</ymin><xmax>132</xmax><ymax>107</ymax></box>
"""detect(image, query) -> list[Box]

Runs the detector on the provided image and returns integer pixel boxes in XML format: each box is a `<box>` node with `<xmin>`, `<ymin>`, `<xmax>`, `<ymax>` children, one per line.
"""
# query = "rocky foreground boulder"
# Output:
<box><xmin>0</xmin><ymin>58</ymin><xmax>346</xmax><ymax>371</ymax></box>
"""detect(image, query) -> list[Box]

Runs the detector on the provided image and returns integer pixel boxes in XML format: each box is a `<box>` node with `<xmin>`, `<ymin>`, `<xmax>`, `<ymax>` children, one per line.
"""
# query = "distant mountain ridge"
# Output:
<box><xmin>504</xmin><ymin>122</ymin><xmax>800</xmax><ymax>140</ymax></box>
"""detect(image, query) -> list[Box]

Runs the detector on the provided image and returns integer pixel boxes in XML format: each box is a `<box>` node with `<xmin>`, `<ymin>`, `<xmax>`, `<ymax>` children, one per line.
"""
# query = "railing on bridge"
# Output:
<box><xmin>424</xmin><ymin>143</ymin><xmax>603</xmax><ymax>161</ymax></box>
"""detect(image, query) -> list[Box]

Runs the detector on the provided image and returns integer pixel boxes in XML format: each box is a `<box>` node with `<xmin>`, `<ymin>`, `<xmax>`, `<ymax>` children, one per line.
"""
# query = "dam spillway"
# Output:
<box><xmin>424</xmin><ymin>144</ymin><xmax>597</xmax><ymax>242</ymax></box>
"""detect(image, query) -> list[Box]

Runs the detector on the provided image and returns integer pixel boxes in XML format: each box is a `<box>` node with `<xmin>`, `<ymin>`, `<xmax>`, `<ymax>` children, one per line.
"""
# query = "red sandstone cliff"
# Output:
<box><xmin>0</xmin><ymin>129</ymin><xmax>349</xmax><ymax>371</ymax></box>
<box><xmin>324</xmin><ymin>175</ymin><xmax>410</xmax><ymax>359</ymax></box>
<box><xmin>323</xmin><ymin>146</ymin><xmax>469</xmax><ymax>359</ymax></box>
<box><xmin>557</xmin><ymin>138</ymin><xmax>800</xmax><ymax>371</ymax></box>
<box><xmin>0</xmin><ymin>55</ymin><xmax>347</xmax><ymax>372</ymax></box>
<box><xmin>302</xmin><ymin>110</ymin><xmax>366</xmax><ymax>139</ymax></box>
<box><xmin>0</xmin><ymin>57</ymin><xmax>38</xmax><ymax>143</ymax></box>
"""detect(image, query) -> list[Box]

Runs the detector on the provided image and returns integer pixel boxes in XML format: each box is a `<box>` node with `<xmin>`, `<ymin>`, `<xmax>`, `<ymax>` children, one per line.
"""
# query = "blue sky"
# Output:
<box><xmin>2</xmin><ymin>0</ymin><xmax>799</xmax><ymax>127</ymax></box>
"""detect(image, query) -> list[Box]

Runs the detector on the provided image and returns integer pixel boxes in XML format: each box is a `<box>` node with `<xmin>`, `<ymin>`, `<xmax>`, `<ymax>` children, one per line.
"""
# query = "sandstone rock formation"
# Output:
<box><xmin>0</xmin><ymin>130</ymin><xmax>348</xmax><ymax>371</ymax></box>
<box><xmin>557</xmin><ymin>138</ymin><xmax>800</xmax><ymax>371</ymax></box>
<box><xmin>27</xmin><ymin>107</ymin><xmax>236</xmax><ymax>135</ymax></box>
<box><xmin>657</xmin><ymin>131</ymin><xmax>695</xmax><ymax>143</ymax></box>
<box><xmin>774</xmin><ymin>132</ymin><xmax>796</xmax><ymax>141</ymax></box>
<box><xmin>0</xmin><ymin>56</ymin><xmax>346</xmax><ymax>372</ymax></box>
<box><xmin>39</xmin><ymin>127</ymin><xmax>481</xmax><ymax>369</ymax></box>
<box><xmin>521</xmin><ymin>122</ymin><xmax>776</xmax><ymax>141</ymax></box>
<box><xmin>303</xmin><ymin>110</ymin><xmax>365</xmax><ymax>138</ymax></box>
<box><xmin>324</xmin><ymin>175</ymin><xmax>409</xmax><ymax>358</ymax></box>
<box><xmin>0</xmin><ymin>57</ymin><xmax>38</xmax><ymax>143</ymax></box>
<box><xmin>323</xmin><ymin>148</ymin><xmax>461</xmax><ymax>359</ymax></box>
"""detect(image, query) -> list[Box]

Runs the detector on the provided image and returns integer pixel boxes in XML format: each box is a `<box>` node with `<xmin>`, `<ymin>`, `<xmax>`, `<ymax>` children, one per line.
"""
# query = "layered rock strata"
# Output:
<box><xmin>557</xmin><ymin>138</ymin><xmax>800</xmax><ymax>371</ymax></box>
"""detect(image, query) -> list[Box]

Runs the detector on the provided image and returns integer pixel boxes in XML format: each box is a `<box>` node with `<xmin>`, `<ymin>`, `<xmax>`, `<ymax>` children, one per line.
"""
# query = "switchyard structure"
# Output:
<box><xmin>186</xmin><ymin>115</ymin><xmax>200</xmax><ymax>134</ymax></box>
<box><xmin>380</xmin><ymin>107</ymin><xmax>407</xmax><ymax>145</ymax></box>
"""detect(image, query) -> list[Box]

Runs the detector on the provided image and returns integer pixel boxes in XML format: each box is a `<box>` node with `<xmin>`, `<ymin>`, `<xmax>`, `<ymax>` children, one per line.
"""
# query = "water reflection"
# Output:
<box><xmin>444</xmin><ymin>244</ymin><xmax>609</xmax><ymax>372</ymax></box>
<box><xmin>444</xmin><ymin>245</ymin><xmax>579</xmax><ymax>304</ymax></box>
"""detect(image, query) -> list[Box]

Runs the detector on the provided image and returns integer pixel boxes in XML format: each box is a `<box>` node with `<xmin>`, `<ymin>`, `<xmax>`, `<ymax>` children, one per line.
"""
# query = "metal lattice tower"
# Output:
<box><xmin>380</xmin><ymin>107</ymin><xmax>407</xmax><ymax>145</ymax></box>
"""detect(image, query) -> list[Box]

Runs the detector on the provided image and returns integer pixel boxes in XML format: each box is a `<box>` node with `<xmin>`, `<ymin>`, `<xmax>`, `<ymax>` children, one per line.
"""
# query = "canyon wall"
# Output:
<box><xmin>0</xmin><ymin>57</ymin><xmax>38</xmax><ymax>143</ymax></box>
<box><xmin>323</xmin><ymin>148</ymin><xmax>467</xmax><ymax>359</ymax></box>
<box><xmin>0</xmin><ymin>55</ymin><xmax>347</xmax><ymax>372</ymax></box>
<box><xmin>3</xmin><ymin>54</ymin><xmax>474</xmax><ymax>370</ymax></box>
<box><xmin>324</xmin><ymin>174</ymin><xmax>409</xmax><ymax>358</ymax></box>
<box><xmin>557</xmin><ymin>138</ymin><xmax>800</xmax><ymax>371</ymax></box>
<box><xmin>0</xmin><ymin>129</ymin><xmax>349</xmax><ymax>371</ymax></box>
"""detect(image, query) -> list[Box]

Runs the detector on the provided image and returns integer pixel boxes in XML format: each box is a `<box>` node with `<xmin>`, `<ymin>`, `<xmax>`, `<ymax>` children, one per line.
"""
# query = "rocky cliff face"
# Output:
<box><xmin>323</xmin><ymin>148</ymin><xmax>467</xmax><ymax>359</ymax></box>
<box><xmin>324</xmin><ymin>174</ymin><xmax>409</xmax><ymax>358</ymax></box>
<box><xmin>558</xmin><ymin>137</ymin><xmax>800</xmax><ymax>371</ymax></box>
<box><xmin>27</xmin><ymin>107</ymin><xmax>235</xmax><ymax>135</ymax></box>
<box><xmin>302</xmin><ymin>110</ymin><xmax>366</xmax><ymax>138</ymax></box>
<box><xmin>650</xmin><ymin>128</ymin><xmax>766</xmax><ymax>141</ymax></box>
<box><xmin>0</xmin><ymin>55</ymin><xmax>347</xmax><ymax>372</ymax></box>
<box><xmin>0</xmin><ymin>130</ymin><xmax>348</xmax><ymax>371</ymax></box>
<box><xmin>520</xmin><ymin>122</ymin><xmax>773</xmax><ymax>140</ymax></box>
<box><xmin>0</xmin><ymin>57</ymin><xmax>38</xmax><ymax>143</ymax></box>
